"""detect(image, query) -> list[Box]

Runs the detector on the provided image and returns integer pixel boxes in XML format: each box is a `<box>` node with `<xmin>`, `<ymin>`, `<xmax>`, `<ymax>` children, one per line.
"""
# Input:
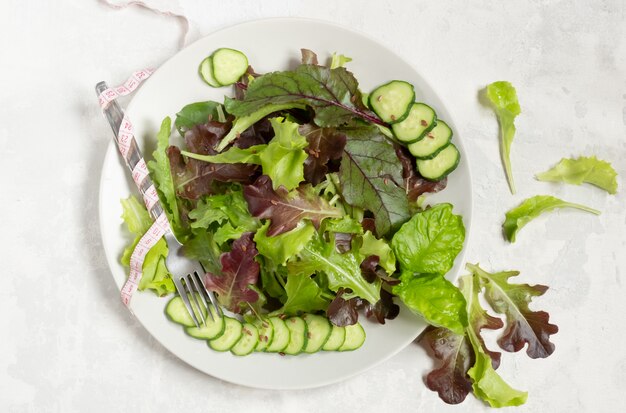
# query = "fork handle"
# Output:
<box><xmin>96</xmin><ymin>81</ymin><xmax>164</xmax><ymax>222</ymax></box>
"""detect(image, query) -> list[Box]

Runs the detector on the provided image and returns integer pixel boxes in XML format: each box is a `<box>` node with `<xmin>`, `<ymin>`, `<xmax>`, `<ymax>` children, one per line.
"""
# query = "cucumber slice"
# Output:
<box><xmin>416</xmin><ymin>143</ymin><xmax>460</xmax><ymax>181</ymax></box>
<box><xmin>368</xmin><ymin>81</ymin><xmax>415</xmax><ymax>124</ymax></box>
<box><xmin>184</xmin><ymin>306</ymin><xmax>225</xmax><ymax>340</ymax></box>
<box><xmin>302</xmin><ymin>314</ymin><xmax>332</xmax><ymax>353</ymax></box>
<box><xmin>208</xmin><ymin>317</ymin><xmax>243</xmax><ymax>352</ymax></box>
<box><xmin>407</xmin><ymin>120</ymin><xmax>453</xmax><ymax>159</ymax></box>
<box><xmin>391</xmin><ymin>103</ymin><xmax>437</xmax><ymax>143</ymax></box>
<box><xmin>338</xmin><ymin>323</ymin><xmax>366</xmax><ymax>351</ymax></box>
<box><xmin>165</xmin><ymin>295</ymin><xmax>207</xmax><ymax>327</ymax></box>
<box><xmin>322</xmin><ymin>325</ymin><xmax>346</xmax><ymax>351</ymax></box>
<box><xmin>283</xmin><ymin>317</ymin><xmax>308</xmax><ymax>355</ymax></box>
<box><xmin>231</xmin><ymin>323</ymin><xmax>259</xmax><ymax>356</ymax></box>
<box><xmin>211</xmin><ymin>48</ymin><xmax>249</xmax><ymax>86</ymax></box>
<box><xmin>265</xmin><ymin>317</ymin><xmax>290</xmax><ymax>352</ymax></box>
<box><xmin>254</xmin><ymin>318</ymin><xmax>274</xmax><ymax>352</ymax></box>
<box><xmin>198</xmin><ymin>56</ymin><xmax>221</xmax><ymax>87</ymax></box>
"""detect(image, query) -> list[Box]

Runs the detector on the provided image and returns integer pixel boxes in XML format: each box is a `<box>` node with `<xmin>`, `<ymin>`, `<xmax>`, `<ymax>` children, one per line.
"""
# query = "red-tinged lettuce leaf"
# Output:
<box><xmin>468</xmin><ymin>263</ymin><xmax>558</xmax><ymax>358</ymax></box>
<box><xmin>243</xmin><ymin>175</ymin><xmax>342</xmax><ymax>236</ymax></box>
<box><xmin>300</xmin><ymin>48</ymin><xmax>319</xmax><ymax>65</ymax></box>
<box><xmin>359</xmin><ymin>255</ymin><xmax>399</xmax><ymax>286</ymax></box>
<box><xmin>203</xmin><ymin>232</ymin><xmax>260</xmax><ymax>313</ymax></box>
<box><xmin>224</xmin><ymin>64</ymin><xmax>384</xmax><ymax>127</ymax></box>
<box><xmin>334</xmin><ymin>232</ymin><xmax>353</xmax><ymax>254</ymax></box>
<box><xmin>394</xmin><ymin>144</ymin><xmax>447</xmax><ymax>201</ymax></box>
<box><xmin>299</xmin><ymin>124</ymin><xmax>347</xmax><ymax>185</ymax></box>
<box><xmin>361</xmin><ymin>289</ymin><xmax>399</xmax><ymax>324</ymax></box>
<box><xmin>327</xmin><ymin>288</ymin><xmax>359</xmax><ymax>326</ymax></box>
<box><xmin>167</xmin><ymin>146</ymin><xmax>258</xmax><ymax>200</ymax></box>
<box><xmin>339</xmin><ymin>125</ymin><xmax>411</xmax><ymax>236</ymax></box>
<box><xmin>422</xmin><ymin>326</ymin><xmax>474</xmax><ymax>405</ymax></box>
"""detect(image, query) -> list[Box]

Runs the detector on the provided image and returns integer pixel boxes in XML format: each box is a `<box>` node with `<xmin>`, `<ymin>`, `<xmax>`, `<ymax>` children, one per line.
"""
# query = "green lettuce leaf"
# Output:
<box><xmin>288</xmin><ymin>233</ymin><xmax>381</xmax><ymax>304</ymax></box>
<box><xmin>279</xmin><ymin>273</ymin><xmax>329</xmax><ymax>315</ymax></box>
<box><xmin>174</xmin><ymin>101</ymin><xmax>223</xmax><ymax>136</ymax></box>
<box><xmin>391</xmin><ymin>203</ymin><xmax>465</xmax><ymax>275</ymax></box>
<box><xmin>486</xmin><ymin>81</ymin><xmax>521</xmax><ymax>194</ymax></box>
<box><xmin>254</xmin><ymin>221</ymin><xmax>316</xmax><ymax>265</ymax></box>
<box><xmin>147</xmin><ymin>117</ymin><xmax>186</xmax><ymax>238</ymax></box>
<box><xmin>536</xmin><ymin>155</ymin><xmax>618</xmax><ymax>194</ymax></box>
<box><xmin>358</xmin><ymin>231</ymin><xmax>396</xmax><ymax>274</ymax></box>
<box><xmin>393</xmin><ymin>272</ymin><xmax>467</xmax><ymax>334</ymax></box>
<box><xmin>181</xmin><ymin>229</ymin><xmax>222</xmax><ymax>275</ymax></box>
<box><xmin>503</xmin><ymin>195</ymin><xmax>600</xmax><ymax>242</ymax></box>
<box><xmin>330</xmin><ymin>53</ymin><xmax>352</xmax><ymax>69</ymax></box>
<box><xmin>119</xmin><ymin>196</ymin><xmax>174</xmax><ymax>295</ymax></box>
<box><xmin>183</xmin><ymin>145</ymin><xmax>265</xmax><ymax>165</ymax></box>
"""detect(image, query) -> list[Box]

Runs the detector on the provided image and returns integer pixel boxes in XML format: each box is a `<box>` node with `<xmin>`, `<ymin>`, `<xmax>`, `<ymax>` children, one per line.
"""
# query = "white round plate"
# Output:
<box><xmin>99</xmin><ymin>17</ymin><xmax>473</xmax><ymax>390</ymax></box>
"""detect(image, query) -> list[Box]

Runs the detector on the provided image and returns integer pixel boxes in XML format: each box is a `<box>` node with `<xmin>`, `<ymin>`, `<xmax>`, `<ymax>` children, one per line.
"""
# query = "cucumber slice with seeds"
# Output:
<box><xmin>322</xmin><ymin>325</ymin><xmax>346</xmax><ymax>351</ymax></box>
<box><xmin>392</xmin><ymin>103</ymin><xmax>437</xmax><ymax>143</ymax></box>
<box><xmin>211</xmin><ymin>48</ymin><xmax>249</xmax><ymax>86</ymax></box>
<box><xmin>407</xmin><ymin>120</ymin><xmax>453</xmax><ymax>159</ymax></box>
<box><xmin>208</xmin><ymin>317</ymin><xmax>243</xmax><ymax>352</ymax></box>
<box><xmin>199</xmin><ymin>56</ymin><xmax>221</xmax><ymax>87</ymax></box>
<box><xmin>416</xmin><ymin>143</ymin><xmax>460</xmax><ymax>181</ymax></box>
<box><xmin>184</xmin><ymin>306</ymin><xmax>225</xmax><ymax>340</ymax></box>
<box><xmin>165</xmin><ymin>295</ymin><xmax>207</xmax><ymax>327</ymax></box>
<box><xmin>266</xmin><ymin>317</ymin><xmax>290</xmax><ymax>352</ymax></box>
<box><xmin>302</xmin><ymin>314</ymin><xmax>332</xmax><ymax>353</ymax></box>
<box><xmin>283</xmin><ymin>317</ymin><xmax>308</xmax><ymax>355</ymax></box>
<box><xmin>368</xmin><ymin>81</ymin><xmax>415</xmax><ymax>124</ymax></box>
<box><xmin>254</xmin><ymin>318</ymin><xmax>274</xmax><ymax>352</ymax></box>
<box><xmin>231</xmin><ymin>323</ymin><xmax>259</xmax><ymax>356</ymax></box>
<box><xmin>338</xmin><ymin>323</ymin><xmax>366</xmax><ymax>351</ymax></box>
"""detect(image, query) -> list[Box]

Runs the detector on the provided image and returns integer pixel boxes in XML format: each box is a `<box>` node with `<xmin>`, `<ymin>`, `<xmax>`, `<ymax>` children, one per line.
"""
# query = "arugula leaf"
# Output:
<box><xmin>120</xmin><ymin>196</ymin><xmax>174</xmax><ymax>295</ymax></box>
<box><xmin>339</xmin><ymin>125</ymin><xmax>411</xmax><ymax>236</ymax></box>
<box><xmin>422</xmin><ymin>326</ymin><xmax>474</xmax><ymax>404</ymax></box>
<box><xmin>468</xmin><ymin>263</ymin><xmax>558</xmax><ymax>358</ymax></box>
<box><xmin>503</xmin><ymin>195</ymin><xmax>600</xmax><ymax>242</ymax></box>
<box><xmin>147</xmin><ymin>117</ymin><xmax>186</xmax><ymax>237</ymax></box>
<box><xmin>279</xmin><ymin>273</ymin><xmax>329</xmax><ymax>315</ymax></box>
<box><xmin>330</xmin><ymin>53</ymin><xmax>352</xmax><ymax>69</ymax></box>
<box><xmin>243</xmin><ymin>175</ymin><xmax>343</xmax><ymax>236</ymax></box>
<box><xmin>391</xmin><ymin>203</ymin><xmax>465</xmax><ymax>275</ymax></box>
<box><xmin>288</xmin><ymin>233</ymin><xmax>381</xmax><ymax>304</ymax></box>
<box><xmin>393</xmin><ymin>272</ymin><xmax>467</xmax><ymax>334</ymax></box>
<box><xmin>224</xmin><ymin>65</ymin><xmax>383</xmax><ymax>130</ymax></box>
<box><xmin>254</xmin><ymin>221</ymin><xmax>316</xmax><ymax>265</ymax></box>
<box><xmin>486</xmin><ymin>81</ymin><xmax>521</xmax><ymax>194</ymax></box>
<box><xmin>174</xmin><ymin>101</ymin><xmax>222</xmax><ymax>136</ymax></box>
<box><xmin>536</xmin><ymin>155</ymin><xmax>618</xmax><ymax>194</ymax></box>
<box><xmin>299</xmin><ymin>124</ymin><xmax>347</xmax><ymax>186</ymax></box>
<box><xmin>358</xmin><ymin>231</ymin><xmax>396</xmax><ymax>274</ymax></box>
<box><xmin>204</xmin><ymin>232</ymin><xmax>260</xmax><ymax>313</ymax></box>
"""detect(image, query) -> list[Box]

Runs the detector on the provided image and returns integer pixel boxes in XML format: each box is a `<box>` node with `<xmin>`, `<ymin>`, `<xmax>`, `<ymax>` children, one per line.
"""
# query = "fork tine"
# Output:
<box><xmin>191</xmin><ymin>272</ymin><xmax>214</xmax><ymax>323</ymax></box>
<box><xmin>172</xmin><ymin>276</ymin><xmax>200</xmax><ymax>328</ymax></box>
<box><xmin>185</xmin><ymin>275</ymin><xmax>207</xmax><ymax>326</ymax></box>
<box><xmin>204</xmin><ymin>284</ymin><xmax>223</xmax><ymax>318</ymax></box>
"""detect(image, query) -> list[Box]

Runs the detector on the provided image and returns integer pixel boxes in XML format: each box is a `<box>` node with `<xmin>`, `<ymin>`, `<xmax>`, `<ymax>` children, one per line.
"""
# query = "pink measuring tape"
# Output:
<box><xmin>98</xmin><ymin>70</ymin><xmax>169</xmax><ymax>307</ymax></box>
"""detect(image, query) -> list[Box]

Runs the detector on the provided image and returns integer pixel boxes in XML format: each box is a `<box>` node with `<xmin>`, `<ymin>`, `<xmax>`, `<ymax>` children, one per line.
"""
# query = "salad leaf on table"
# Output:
<box><xmin>339</xmin><ymin>125</ymin><xmax>411</xmax><ymax>236</ymax></box>
<box><xmin>203</xmin><ymin>232</ymin><xmax>260</xmax><ymax>313</ymax></box>
<box><xmin>486</xmin><ymin>81</ymin><xmax>521</xmax><ymax>195</ymax></box>
<box><xmin>243</xmin><ymin>175</ymin><xmax>343</xmax><ymax>236</ymax></box>
<box><xmin>503</xmin><ymin>195</ymin><xmax>600</xmax><ymax>242</ymax></box>
<box><xmin>467</xmin><ymin>263</ymin><xmax>558</xmax><ymax>358</ymax></box>
<box><xmin>536</xmin><ymin>155</ymin><xmax>618</xmax><ymax>194</ymax></box>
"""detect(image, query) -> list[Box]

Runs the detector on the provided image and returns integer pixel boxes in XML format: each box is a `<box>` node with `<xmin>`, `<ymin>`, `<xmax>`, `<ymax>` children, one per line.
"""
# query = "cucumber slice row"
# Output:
<box><xmin>166</xmin><ymin>297</ymin><xmax>366</xmax><ymax>355</ymax></box>
<box><xmin>368</xmin><ymin>80</ymin><xmax>415</xmax><ymax>124</ymax></box>
<box><xmin>407</xmin><ymin>120</ymin><xmax>453</xmax><ymax>160</ymax></box>
<box><xmin>416</xmin><ymin>143</ymin><xmax>460</xmax><ymax>181</ymax></box>
<box><xmin>198</xmin><ymin>48</ymin><xmax>249</xmax><ymax>87</ymax></box>
<box><xmin>391</xmin><ymin>102</ymin><xmax>437</xmax><ymax>143</ymax></box>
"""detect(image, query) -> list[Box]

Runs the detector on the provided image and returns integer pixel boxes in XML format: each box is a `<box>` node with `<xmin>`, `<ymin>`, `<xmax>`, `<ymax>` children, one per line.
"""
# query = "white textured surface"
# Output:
<box><xmin>1</xmin><ymin>0</ymin><xmax>625</xmax><ymax>411</ymax></box>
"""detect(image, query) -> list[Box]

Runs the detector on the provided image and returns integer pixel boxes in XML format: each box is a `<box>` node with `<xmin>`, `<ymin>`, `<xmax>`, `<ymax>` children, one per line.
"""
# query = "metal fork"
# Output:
<box><xmin>95</xmin><ymin>81</ymin><xmax>222</xmax><ymax>327</ymax></box>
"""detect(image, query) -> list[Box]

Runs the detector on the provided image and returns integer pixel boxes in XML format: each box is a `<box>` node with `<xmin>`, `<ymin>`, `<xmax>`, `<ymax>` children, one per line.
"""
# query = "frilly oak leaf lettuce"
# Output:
<box><xmin>486</xmin><ymin>81</ymin><xmax>521</xmax><ymax>194</ymax></box>
<box><xmin>503</xmin><ymin>195</ymin><xmax>600</xmax><ymax>242</ymax></box>
<box><xmin>391</xmin><ymin>203</ymin><xmax>465</xmax><ymax>275</ymax></box>
<box><xmin>299</xmin><ymin>124</ymin><xmax>347</xmax><ymax>186</ymax></box>
<box><xmin>243</xmin><ymin>175</ymin><xmax>342</xmax><ymax>236</ymax></box>
<box><xmin>224</xmin><ymin>64</ymin><xmax>383</xmax><ymax>131</ymax></box>
<box><xmin>536</xmin><ymin>155</ymin><xmax>618</xmax><ymax>194</ymax></box>
<box><xmin>203</xmin><ymin>232</ymin><xmax>260</xmax><ymax>313</ymax></box>
<box><xmin>468</xmin><ymin>263</ymin><xmax>559</xmax><ymax>358</ymax></box>
<box><xmin>339</xmin><ymin>125</ymin><xmax>411</xmax><ymax>236</ymax></box>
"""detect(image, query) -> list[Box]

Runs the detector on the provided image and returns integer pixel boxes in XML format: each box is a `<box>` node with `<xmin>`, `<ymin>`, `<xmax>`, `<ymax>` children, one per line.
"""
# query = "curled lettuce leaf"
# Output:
<box><xmin>254</xmin><ymin>221</ymin><xmax>316</xmax><ymax>265</ymax></box>
<box><xmin>503</xmin><ymin>195</ymin><xmax>600</xmax><ymax>242</ymax></box>
<box><xmin>536</xmin><ymin>155</ymin><xmax>618</xmax><ymax>194</ymax></box>
<box><xmin>486</xmin><ymin>81</ymin><xmax>521</xmax><ymax>194</ymax></box>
